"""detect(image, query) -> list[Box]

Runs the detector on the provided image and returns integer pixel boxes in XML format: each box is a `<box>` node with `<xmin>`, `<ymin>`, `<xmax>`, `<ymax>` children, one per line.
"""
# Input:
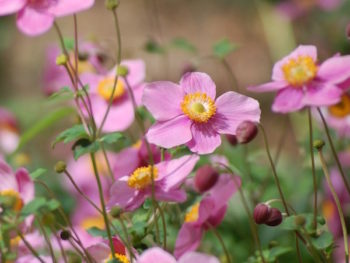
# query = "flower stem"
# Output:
<box><xmin>36</xmin><ymin>219</ymin><xmax>57</xmax><ymax>263</ymax></box>
<box><xmin>118</xmin><ymin>216</ymin><xmax>135</xmax><ymax>263</ymax></box>
<box><xmin>17</xmin><ymin>231</ymin><xmax>45</xmax><ymax>263</ymax></box>
<box><xmin>206</xmin><ymin>223</ymin><xmax>232</xmax><ymax>263</ymax></box>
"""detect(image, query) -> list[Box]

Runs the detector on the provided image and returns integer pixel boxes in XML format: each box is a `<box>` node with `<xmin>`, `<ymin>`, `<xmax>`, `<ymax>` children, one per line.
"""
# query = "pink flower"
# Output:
<box><xmin>0</xmin><ymin>0</ymin><xmax>95</xmax><ymax>36</ymax></box>
<box><xmin>81</xmin><ymin>59</ymin><xmax>145</xmax><ymax>132</ymax></box>
<box><xmin>107</xmin><ymin>154</ymin><xmax>199</xmax><ymax>211</ymax></box>
<box><xmin>137</xmin><ymin>247</ymin><xmax>219</xmax><ymax>263</ymax></box>
<box><xmin>248</xmin><ymin>45</ymin><xmax>350</xmax><ymax>113</ymax></box>
<box><xmin>174</xmin><ymin>174</ymin><xmax>241</xmax><ymax>258</ymax></box>
<box><xmin>0</xmin><ymin>107</ymin><xmax>19</xmax><ymax>155</ymax></box>
<box><xmin>143</xmin><ymin>72</ymin><xmax>261</xmax><ymax>154</ymax></box>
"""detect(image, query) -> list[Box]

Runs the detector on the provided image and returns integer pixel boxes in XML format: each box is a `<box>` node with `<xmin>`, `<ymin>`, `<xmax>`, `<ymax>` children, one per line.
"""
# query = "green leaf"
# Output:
<box><xmin>267</xmin><ymin>246</ymin><xmax>293</xmax><ymax>261</ymax></box>
<box><xmin>53</xmin><ymin>125</ymin><xmax>88</xmax><ymax>148</ymax></box>
<box><xmin>47</xmin><ymin>86</ymin><xmax>74</xmax><ymax>102</ymax></box>
<box><xmin>100</xmin><ymin>132</ymin><xmax>124</xmax><ymax>144</ymax></box>
<box><xmin>87</xmin><ymin>227</ymin><xmax>107</xmax><ymax>238</ymax></box>
<box><xmin>21</xmin><ymin>197</ymin><xmax>47</xmax><ymax>216</ymax></box>
<box><xmin>64</xmin><ymin>38</ymin><xmax>75</xmax><ymax>51</ymax></box>
<box><xmin>73</xmin><ymin>139</ymin><xmax>100</xmax><ymax>160</ymax></box>
<box><xmin>213</xmin><ymin>38</ymin><xmax>237</xmax><ymax>59</ymax></box>
<box><xmin>311</xmin><ymin>231</ymin><xmax>334</xmax><ymax>250</ymax></box>
<box><xmin>46</xmin><ymin>200</ymin><xmax>61</xmax><ymax>211</ymax></box>
<box><xmin>17</xmin><ymin>107</ymin><xmax>75</xmax><ymax>152</ymax></box>
<box><xmin>29</xmin><ymin>168</ymin><xmax>47</xmax><ymax>180</ymax></box>
<box><xmin>144</xmin><ymin>40</ymin><xmax>165</xmax><ymax>54</ymax></box>
<box><xmin>171</xmin><ymin>38</ymin><xmax>197</xmax><ymax>53</ymax></box>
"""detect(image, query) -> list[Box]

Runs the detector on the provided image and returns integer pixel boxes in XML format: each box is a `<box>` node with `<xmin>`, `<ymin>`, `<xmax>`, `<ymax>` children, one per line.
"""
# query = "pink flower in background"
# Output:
<box><xmin>81</xmin><ymin>59</ymin><xmax>145</xmax><ymax>132</ymax></box>
<box><xmin>108</xmin><ymin>155</ymin><xmax>199</xmax><ymax>211</ymax></box>
<box><xmin>174</xmin><ymin>174</ymin><xmax>241</xmax><ymax>258</ymax></box>
<box><xmin>277</xmin><ymin>0</ymin><xmax>342</xmax><ymax>20</ymax></box>
<box><xmin>137</xmin><ymin>247</ymin><xmax>220</xmax><ymax>263</ymax></box>
<box><xmin>143</xmin><ymin>72</ymin><xmax>260</xmax><ymax>154</ymax></box>
<box><xmin>0</xmin><ymin>0</ymin><xmax>95</xmax><ymax>36</ymax></box>
<box><xmin>0</xmin><ymin>107</ymin><xmax>19</xmax><ymax>155</ymax></box>
<box><xmin>248</xmin><ymin>45</ymin><xmax>350</xmax><ymax>113</ymax></box>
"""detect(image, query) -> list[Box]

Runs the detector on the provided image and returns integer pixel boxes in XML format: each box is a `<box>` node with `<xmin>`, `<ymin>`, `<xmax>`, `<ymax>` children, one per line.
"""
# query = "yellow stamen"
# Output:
<box><xmin>80</xmin><ymin>215</ymin><xmax>105</xmax><ymax>230</ymax></box>
<box><xmin>97</xmin><ymin>77</ymin><xmax>125</xmax><ymax>101</ymax></box>
<box><xmin>282</xmin><ymin>55</ymin><xmax>317</xmax><ymax>87</ymax></box>
<box><xmin>132</xmin><ymin>140</ymin><xmax>142</xmax><ymax>149</ymax></box>
<box><xmin>68</xmin><ymin>53</ymin><xmax>95</xmax><ymax>75</ymax></box>
<box><xmin>185</xmin><ymin>203</ymin><xmax>200</xmax><ymax>223</ymax></box>
<box><xmin>328</xmin><ymin>94</ymin><xmax>350</xmax><ymax>118</ymax></box>
<box><xmin>181</xmin><ymin>92</ymin><xmax>216</xmax><ymax>123</ymax></box>
<box><xmin>106</xmin><ymin>253</ymin><xmax>130</xmax><ymax>263</ymax></box>
<box><xmin>127</xmin><ymin>166</ymin><xmax>158</xmax><ymax>190</ymax></box>
<box><xmin>0</xmin><ymin>189</ymin><xmax>23</xmax><ymax>212</ymax></box>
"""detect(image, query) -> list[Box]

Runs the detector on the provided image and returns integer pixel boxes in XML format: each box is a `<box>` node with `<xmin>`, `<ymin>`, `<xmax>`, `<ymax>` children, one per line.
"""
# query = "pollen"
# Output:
<box><xmin>106</xmin><ymin>253</ymin><xmax>130</xmax><ymax>263</ymax></box>
<box><xmin>328</xmin><ymin>94</ymin><xmax>350</xmax><ymax>118</ymax></box>
<box><xmin>181</xmin><ymin>92</ymin><xmax>216</xmax><ymax>123</ymax></box>
<box><xmin>97</xmin><ymin>77</ymin><xmax>125</xmax><ymax>101</ymax></box>
<box><xmin>282</xmin><ymin>55</ymin><xmax>317</xmax><ymax>87</ymax></box>
<box><xmin>127</xmin><ymin>165</ymin><xmax>158</xmax><ymax>190</ymax></box>
<box><xmin>185</xmin><ymin>203</ymin><xmax>200</xmax><ymax>223</ymax></box>
<box><xmin>80</xmin><ymin>215</ymin><xmax>105</xmax><ymax>230</ymax></box>
<box><xmin>0</xmin><ymin>189</ymin><xmax>23</xmax><ymax>212</ymax></box>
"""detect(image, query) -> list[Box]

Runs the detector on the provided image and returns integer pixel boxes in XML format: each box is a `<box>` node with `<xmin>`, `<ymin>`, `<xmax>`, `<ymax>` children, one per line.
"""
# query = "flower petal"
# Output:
<box><xmin>0</xmin><ymin>0</ymin><xmax>26</xmax><ymax>16</ymax></box>
<box><xmin>154</xmin><ymin>188</ymin><xmax>187</xmax><ymax>203</ymax></box>
<box><xmin>142</xmin><ymin>81</ymin><xmax>184</xmax><ymax>121</ymax></box>
<box><xmin>271</xmin><ymin>87</ymin><xmax>304</xmax><ymax>113</ymax></box>
<box><xmin>121</xmin><ymin>59</ymin><xmax>146</xmax><ymax>87</ymax></box>
<box><xmin>86</xmin><ymin>243</ymin><xmax>110</xmax><ymax>262</ymax></box>
<box><xmin>107</xmin><ymin>178</ymin><xmax>140</xmax><ymax>211</ymax></box>
<box><xmin>138</xmin><ymin>247</ymin><xmax>177</xmax><ymax>263</ymax></box>
<box><xmin>180</xmin><ymin>72</ymin><xmax>216</xmax><ymax>99</ymax></box>
<box><xmin>113</xmin><ymin>147</ymin><xmax>139</xmax><ymax>180</ymax></box>
<box><xmin>0</xmin><ymin>159</ymin><xmax>17</xmax><ymax>192</ymax></box>
<box><xmin>16</xmin><ymin>7</ymin><xmax>54</xmax><ymax>36</ymax></box>
<box><xmin>146</xmin><ymin>115</ymin><xmax>192</xmax><ymax>148</ymax></box>
<box><xmin>179</xmin><ymin>252</ymin><xmax>220</xmax><ymax>263</ymax></box>
<box><xmin>213</xmin><ymin>91</ymin><xmax>261</xmax><ymax>134</ymax></box>
<box><xmin>303</xmin><ymin>84</ymin><xmax>342</xmax><ymax>107</ymax></box>
<box><xmin>247</xmin><ymin>81</ymin><xmax>287</xmax><ymax>92</ymax></box>
<box><xmin>318</xmin><ymin>55</ymin><xmax>350</xmax><ymax>84</ymax></box>
<box><xmin>174</xmin><ymin>224</ymin><xmax>203</xmax><ymax>259</ymax></box>
<box><xmin>15</xmin><ymin>168</ymin><xmax>34</xmax><ymax>204</ymax></box>
<box><xmin>49</xmin><ymin>0</ymin><xmax>95</xmax><ymax>17</ymax></box>
<box><xmin>186</xmin><ymin>123</ymin><xmax>221</xmax><ymax>154</ymax></box>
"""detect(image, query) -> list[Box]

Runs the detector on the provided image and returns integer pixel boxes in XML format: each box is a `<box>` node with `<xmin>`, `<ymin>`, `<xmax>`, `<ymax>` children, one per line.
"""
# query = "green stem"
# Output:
<box><xmin>17</xmin><ymin>231</ymin><xmax>45</xmax><ymax>263</ymax></box>
<box><xmin>118</xmin><ymin>217</ymin><xmax>135</xmax><ymax>263</ymax></box>
<box><xmin>37</xmin><ymin>220</ymin><xmax>57</xmax><ymax>263</ymax></box>
<box><xmin>295</xmin><ymin>234</ymin><xmax>303</xmax><ymax>263</ymax></box>
<box><xmin>99</xmin><ymin>141</ymin><xmax>116</xmax><ymax>183</ymax></box>
<box><xmin>154</xmin><ymin>201</ymin><xmax>167</xmax><ymax>249</ymax></box>
<box><xmin>206</xmin><ymin>223</ymin><xmax>232</xmax><ymax>263</ymax></box>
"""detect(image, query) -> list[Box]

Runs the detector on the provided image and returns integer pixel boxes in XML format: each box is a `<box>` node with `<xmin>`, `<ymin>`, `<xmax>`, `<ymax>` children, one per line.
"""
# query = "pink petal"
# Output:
<box><xmin>142</xmin><ymin>81</ymin><xmax>184</xmax><ymax>121</ymax></box>
<box><xmin>207</xmin><ymin>204</ymin><xmax>227</xmax><ymax>227</ymax></box>
<box><xmin>179</xmin><ymin>252</ymin><xmax>220</xmax><ymax>263</ymax></box>
<box><xmin>318</xmin><ymin>55</ymin><xmax>350</xmax><ymax>84</ymax></box>
<box><xmin>180</xmin><ymin>72</ymin><xmax>216</xmax><ymax>99</ymax></box>
<box><xmin>247</xmin><ymin>81</ymin><xmax>287</xmax><ymax>92</ymax></box>
<box><xmin>318</xmin><ymin>0</ymin><xmax>341</xmax><ymax>10</ymax></box>
<box><xmin>196</xmin><ymin>198</ymin><xmax>216</xmax><ymax>225</ymax></box>
<box><xmin>120</xmin><ymin>59</ymin><xmax>146</xmax><ymax>87</ymax></box>
<box><xmin>174</xmin><ymin>224</ymin><xmax>203</xmax><ymax>259</ymax></box>
<box><xmin>0</xmin><ymin>0</ymin><xmax>26</xmax><ymax>16</ymax></box>
<box><xmin>138</xmin><ymin>247</ymin><xmax>176</xmax><ymax>263</ymax></box>
<box><xmin>107</xmin><ymin>178</ymin><xmax>140</xmax><ymax>211</ymax></box>
<box><xmin>303</xmin><ymin>84</ymin><xmax>342</xmax><ymax>106</ymax></box>
<box><xmin>271</xmin><ymin>87</ymin><xmax>304</xmax><ymax>113</ymax></box>
<box><xmin>16</xmin><ymin>7</ymin><xmax>54</xmax><ymax>36</ymax></box>
<box><xmin>213</xmin><ymin>91</ymin><xmax>261</xmax><ymax>134</ymax></box>
<box><xmin>86</xmin><ymin>243</ymin><xmax>110</xmax><ymax>262</ymax></box>
<box><xmin>0</xmin><ymin>159</ymin><xmax>17</xmax><ymax>192</ymax></box>
<box><xmin>49</xmin><ymin>0</ymin><xmax>95</xmax><ymax>17</ymax></box>
<box><xmin>146</xmin><ymin>115</ymin><xmax>192</xmax><ymax>148</ymax></box>
<box><xmin>15</xmin><ymin>168</ymin><xmax>34</xmax><ymax>204</ymax></box>
<box><xmin>133</xmin><ymin>84</ymin><xmax>145</xmax><ymax>106</ymax></box>
<box><xmin>113</xmin><ymin>147</ymin><xmax>139</xmax><ymax>179</ymax></box>
<box><xmin>155</xmin><ymin>188</ymin><xmax>187</xmax><ymax>203</ymax></box>
<box><xmin>186</xmin><ymin>123</ymin><xmax>221</xmax><ymax>154</ymax></box>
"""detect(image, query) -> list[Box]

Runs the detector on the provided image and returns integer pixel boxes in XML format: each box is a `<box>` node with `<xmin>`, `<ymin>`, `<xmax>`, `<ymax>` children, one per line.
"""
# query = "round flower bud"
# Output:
<box><xmin>194</xmin><ymin>165</ymin><xmax>219</xmax><ymax>193</ymax></box>
<box><xmin>253</xmin><ymin>203</ymin><xmax>271</xmax><ymax>224</ymax></box>
<box><xmin>317</xmin><ymin>216</ymin><xmax>326</xmax><ymax>225</ymax></box>
<box><xmin>105</xmin><ymin>0</ymin><xmax>119</xmax><ymax>10</ymax></box>
<box><xmin>117</xmin><ymin>65</ymin><xmax>129</xmax><ymax>77</ymax></box>
<box><xmin>54</xmin><ymin>161</ymin><xmax>67</xmax><ymax>173</ymax></box>
<box><xmin>110</xmin><ymin>206</ymin><xmax>122</xmax><ymax>218</ymax></box>
<box><xmin>56</xmin><ymin>54</ymin><xmax>68</xmax><ymax>66</ymax></box>
<box><xmin>60</xmin><ymin>230</ymin><xmax>71</xmax><ymax>240</ymax></box>
<box><xmin>236</xmin><ymin>121</ymin><xmax>258</xmax><ymax>144</ymax></box>
<box><xmin>226</xmin><ymin>134</ymin><xmax>237</xmax><ymax>146</ymax></box>
<box><xmin>294</xmin><ymin>215</ymin><xmax>306</xmax><ymax>226</ymax></box>
<box><xmin>313</xmin><ymin>139</ymin><xmax>325</xmax><ymax>150</ymax></box>
<box><xmin>265</xmin><ymin>208</ymin><xmax>283</xmax><ymax>226</ymax></box>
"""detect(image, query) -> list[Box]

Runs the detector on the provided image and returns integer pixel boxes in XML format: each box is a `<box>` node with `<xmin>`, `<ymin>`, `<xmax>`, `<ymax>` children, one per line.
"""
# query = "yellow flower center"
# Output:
<box><xmin>67</xmin><ymin>53</ymin><xmax>95</xmax><ymax>76</ymax></box>
<box><xmin>80</xmin><ymin>215</ymin><xmax>105</xmax><ymax>230</ymax></box>
<box><xmin>127</xmin><ymin>166</ymin><xmax>158</xmax><ymax>190</ymax></box>
<box><xmin>181</xmin><ymin>92</ymin><xmax>216</xmax><ymax>123</ymax></box>
<box><xmin>185</xmin><ymin>203</ymin><xmax>200</xmax><ymax>223</ymax></box>
<box><xmin>322</xmin><ymin>200</ymin><xmax>336</xmax><ymax>221</ymax></box>
<box><xmin>328</xmin><ymin>94</ymin><xmax>350</xmax><ymax>118</ymax></box>
<box><xmin>132</xmin><ymin>140</ymin><xmax>142</xmax><ymax>149</ymax></box>
<box><xmin>0</xmin><ymin>189</ymin><xmax>23</xmax><ymax>212</ymax></box>
<box><xmin>282</xmin><ymin>55</ymin><xmax>317</xmax><ymax>87</ymax></box>
<box><xmin>106</xmin><ymin>253</ymin><xmax>130</xmax><ymax>263</ymax></box>
<box><xmin>97</xmin><ymin>77</ymin><xmax>125</xmax><ymax>102</ymax></box>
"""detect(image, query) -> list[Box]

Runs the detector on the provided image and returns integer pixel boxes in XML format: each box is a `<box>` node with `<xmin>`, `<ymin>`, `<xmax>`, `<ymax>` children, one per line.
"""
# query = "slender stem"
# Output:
<box><xmin>118</xmin><ymin>217</ymin><xmax>135</xmax><ymax>263</ymax></box>
<box><xmin>90</xmin><ymin>153</ymin><xmax>116</xmax><ymax>259</ymax></box>
<box><xmin>317</xmin><ymin>108</ymin><xmax>350</xmax><ymax>195</ymax></box>
<box><xmin>17</xmin><ymin>231</ymin><xmax>45</xmax><ymax>263</ymax></box>
<box><xmin>154</xmin><ymin>201</ymin><xmax>167</xmax><ymax>249</ymax></box>
<box><xmin>317</xmin><ymin>148</ymin><xmax>349</xmax><ymax>263</ymax></box>
<box><xmin>99</xmin><ymin>142</ymin><xmax>115</xmax><ymax>183</ymax></box>
<box><xmin>274</xmin><ymin>117</ymin><xmax>289</xmax><ymax>166</ymax></box>
<box><xmin>295</xmin><ymin>234</ymin><xmax>303</xmax><ymax>263</ymax></box>
<box><xmin>222</xmin><ymin>58</ymin><xmax>240</xmax><ymax>91</ymax></box>
<box><xmin>307</xmin><ymin>107</ymin><xmax>318</xmax><ymax>231</ymax></box>
<box><xmin>37</xmin><ymin>220</ymin><xmax>57</xmax><ymax>263</ymax></box>
<box><xmin>51</xmin><ymin>226</ymin><xmax>68</xmax><ymax>263</ymax></box>
<box><xmin>206</xmin><ymin>223</ymin><xmax>232</xmax><ymax>263</ymax></box>
<box><xmin>258</xmin><ymin>124</ymin><xmax>289</xmax><ymax>215</ymax></box>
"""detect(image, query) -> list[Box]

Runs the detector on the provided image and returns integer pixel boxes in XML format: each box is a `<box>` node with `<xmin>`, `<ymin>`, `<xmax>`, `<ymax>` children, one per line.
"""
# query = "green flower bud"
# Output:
<box><xmin>56</xmin><ymin>54</ymin><xmax>68</xmax><ymax>66</ymax></box>
<box><xmin>294</xmin><ymin>215</ymin><xmax>306</xmax><ymax>226</ymax></box>
<box><xmin>54</xmin><ymin>161</ymin><xmax>67</xmax><ymax>174</ymax></box>
<box><xmin>105</xmin><ymin>0</ymin><xmax>119</xmax><ymax>10</ymax></box>
<box><xmin>313</xmin><ymin>139</ymin><xmax>325</xmax><ymax>150</ymax></box>
<box><xmin>110</xmin><ymin>206</ymin><xmax>122</xmax><ymax>218</ymax></box>
<box><xmin>117</xmin><ymin>65</ymin><xmax>129</xmax><ymax>77</ymax></box>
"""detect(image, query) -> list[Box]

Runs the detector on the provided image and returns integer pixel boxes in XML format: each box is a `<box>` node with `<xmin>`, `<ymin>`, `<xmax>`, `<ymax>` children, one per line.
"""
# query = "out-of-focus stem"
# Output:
<box><xmin>206</xmin><ymin>223</ymin><xmax>232</xmax><ymax>263</ymax></box>
<box><xmin>17</xmin><ymin>231</ymin><xmax>45</xmax><ymax>263</ymax></box>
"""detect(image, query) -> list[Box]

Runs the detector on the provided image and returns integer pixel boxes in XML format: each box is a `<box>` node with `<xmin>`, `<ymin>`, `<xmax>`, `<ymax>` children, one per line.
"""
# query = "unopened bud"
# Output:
<box><xmin>117</xmin><ymin>65</ymin><xmax>129</xmax><ymax>77</ymax></box>
<box><xmin>265</xmin><ymin>208</ymin><xmax>283</xmax><ymax>226</ymax></box>
<box><xmin>253</xmin><ymin>203</ymin><xmax>271</xmax><ymax>224</ymax></box>
<box><xmin>60</xmin><ymin>230</ymin><xmax>71</xmax><ymax>240</ymax></box>
<box><xmin>54</xmin><ymin>161</ymin><xmax>67</xmax><ymax>173</ymax></box>
<box><xmin>313</xmin><ymin>139</ymin><xmax>325</xmax><ymax>150</ymax></box>
<box><xmin>226</xmin><ymin>134</ymin><xmax>237</xmax><ymax>146</ymax></box>
<box><xmin>56</xmin><ymin>54</ymin><xmax>68</xmax><ymax>65</ymax></box>
<box><xmin>317</xmin><ymin>216</ymin><xmax>326</xmax><ymax>225</ymax></box>
<box><xmin>236</xmin><ymin>121</ymin><xmax>258</xmax><ymax>144</ymax></box>
<box><xmin>110</xmin><ymin>206</ymin><xmax>122</xmax><ymax>218</ymax></box>
<box><xmin>194</xmin><ymin>165</ymin><xmax>219</xmax><ymax>193</ymax></box>
<box><xmin>105</xmin><ymin>0</ymin><xmax>119</xmax><ymax>10</ymax></box>
<box><xmin>294</xmin><ymin>215</ymin><xmax>306</xmax><ymax>226</ymax></box>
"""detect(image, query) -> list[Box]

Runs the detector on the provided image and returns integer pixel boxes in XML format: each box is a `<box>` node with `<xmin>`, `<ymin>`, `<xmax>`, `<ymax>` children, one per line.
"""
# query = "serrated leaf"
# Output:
<box><xmin>100</xmin><ymin>132</ymin><xmax>124</xmax><ymax>144</ymax></box>
<box><xmin>29</xmin><ymin>168</ymin><xmax>47</xmax><ymax>180</ymax></box>
<box><xmin>213</xmin><ymin>38</ymin><xmax>237</xmax><ymax>59</ymax></box>
<box><xmin>311</xmin><ymin>231</ymin><xmax>334</xmax><ymax>250</ymax></box>
<box><xmin>21</xmin><ymin>197</ymin><xmax>47</xmax><ymax>216</ymax></box>
<box><xmin>53</xmin><ymin>125</ymin><xmax>88</xmax><ymax>148</ymax></box>
<box><xmin>73</xmin><ymin>140</ymin><xmax>100</xmax><ymax>160</ymax></box>
<box><xmin>171</xmin><ymin>38</ymin><xmax>197</xmax><ymax>53</ymax></box>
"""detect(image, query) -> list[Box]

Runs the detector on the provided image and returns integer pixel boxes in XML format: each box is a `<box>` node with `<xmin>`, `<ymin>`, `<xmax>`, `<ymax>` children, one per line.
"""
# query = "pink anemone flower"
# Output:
<box><xmin>143</xmin><ymin>72</ymin><xmax>261</xmax><ymax>154</ymax></box>
<box><xmin>80</xmin><ymin>59</ymin><xmax>145</xmax><ymax>132</ymax></box>
<box><xmin>174</xmin><ymin>174</ymin><xmax>241</xmax><ymax>258</ymax></box>
<box><xmin>137</xmin><ymin>247</ymin><xmax>219</xmax><ymax>263</ymax></box>
<box><xmin>107</xmin><ymin>154</ymin><xmax>199</xmax><ymax>211</ymax></box>
<box><xmin>248</xmin><ymin>45</ymin><xmax>350</xmax><ymax>113</ymax></box>
<box><xmin>0</xmin><ymin>0</ymin><xmax>95</xmax><ymax>36</ymax></box>
<box><xmin>0</xmin><ymin>107</ymin><xmax>19</xmax><ymax>155</ymax></box>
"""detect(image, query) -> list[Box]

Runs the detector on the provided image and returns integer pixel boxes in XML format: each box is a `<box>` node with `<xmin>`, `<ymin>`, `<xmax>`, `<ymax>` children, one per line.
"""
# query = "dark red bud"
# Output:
<box><xmin>253</xmin><ymin>203</ymin><xmax>271</xmax><ymax>224</ymax></box>
<box><xmin>236</xmin><ymin>121</ymin><xmax>258</xmax><ymax>144</ymax></box>
<box><xmin>226</xmin><ymin>134</ymin><xmax>238</xmax><ymax>146</ymax></box>
<box><xmin>265</xmin><ymin>208</ymin><xmax>283</xmax><ymax>226</ymax></box>
<box><xmin>194</xmin><ymin>165</ymin><xmax>219</xmax><ymax>193</ymax></box>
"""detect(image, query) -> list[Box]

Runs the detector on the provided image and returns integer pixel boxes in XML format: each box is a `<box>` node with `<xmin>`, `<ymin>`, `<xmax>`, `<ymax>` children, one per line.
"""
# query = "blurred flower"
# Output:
<box><xmin>0</xmin><ymin>0</ymin><xmax>95</xmax><ymax>36</ymax></box>
<box><xmin>143</xmin><ymin>72</ymin><xmax>261</xmax><ymax>154</ymax></box>
<box><xmin>248</xmin><ymin>45</ymin><xmax>350</xmax><ymax>113</ymax></box>
<box><xmin>81</xmin><ymin>59</ymin><xmax>145</xmax><ymax>132</ymax></box>
<box><xmin>174</xmin><ymin>174</ymin><xmax>241</xmax><ymax>258</ymax></box>
<box><xmin>137</xmin><ymin>247</ymin><xmax>220</xmax><ymax>263</ymax></box>
<box><xmin>0</xmin><ymin>107</ymin><xmax>19</xmax><ymax>155</ymax></box>
<box><xmin>194</xmin><ymin>165</ymin><xmax>219</xmax><ymax>193</ymax></box>
<box><xmin>107</xmin><ymin>155</ymin><xmax>199</xmax><ymax>211</ymax></box>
